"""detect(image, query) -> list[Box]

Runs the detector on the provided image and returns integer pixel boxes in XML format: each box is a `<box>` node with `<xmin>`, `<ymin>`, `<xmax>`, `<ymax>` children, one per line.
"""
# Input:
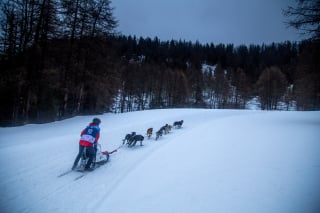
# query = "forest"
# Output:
<box><xmin>0</xmin><ymin>0</ymin><xmax>319</xmax><ymax>126</ymax></box>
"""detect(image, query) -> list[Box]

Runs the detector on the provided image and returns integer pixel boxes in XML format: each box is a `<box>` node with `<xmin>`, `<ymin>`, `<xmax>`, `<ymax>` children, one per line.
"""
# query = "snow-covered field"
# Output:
<box><xmin>0</xmin><ymin>109</ymin><xmax>319</xmax><ymax>213</ymax></box>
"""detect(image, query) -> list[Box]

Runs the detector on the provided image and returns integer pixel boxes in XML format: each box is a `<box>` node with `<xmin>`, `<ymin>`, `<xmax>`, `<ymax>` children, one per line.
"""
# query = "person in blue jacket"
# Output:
<box><xmin>72</xmin><ymin>118</ymin><xmax>101</xmax><ymax>171</ymax></box>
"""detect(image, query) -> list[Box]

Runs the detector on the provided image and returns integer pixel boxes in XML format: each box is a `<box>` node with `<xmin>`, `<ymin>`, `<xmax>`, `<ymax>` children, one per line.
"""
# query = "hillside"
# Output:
<box><xmin>0</xmin><ymin>109</ymin><xmax>319</xmax><ymax>213</ymax></box>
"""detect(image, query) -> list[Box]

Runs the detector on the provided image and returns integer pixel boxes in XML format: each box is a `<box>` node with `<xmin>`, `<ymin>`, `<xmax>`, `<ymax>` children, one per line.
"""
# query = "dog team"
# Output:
<box><xmin>122</xmin><ymin>120</ymin><xmax>184</xmax><ymax>147</ymax></box>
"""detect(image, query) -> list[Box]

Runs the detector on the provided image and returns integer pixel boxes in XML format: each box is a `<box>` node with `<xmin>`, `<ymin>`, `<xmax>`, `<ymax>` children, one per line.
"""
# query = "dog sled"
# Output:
<box><xmin>78</xmin><ymin>143</ymin><xmax>111</xmax><ymax>171</ymax></box>
<box><xmin>58</xmin><ymin>144</ymin><xmax>119</xmax><ymax>177</ymax></box>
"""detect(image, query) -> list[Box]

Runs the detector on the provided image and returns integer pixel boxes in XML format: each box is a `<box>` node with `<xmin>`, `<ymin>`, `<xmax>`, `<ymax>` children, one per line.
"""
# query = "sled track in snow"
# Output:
<box><xmin>76</xmin><ymin>111</ymin><xmax>258</xmax><ymax>208</ymax></box>
<box><xmin>89</xmin><ymin>128</ymin><xmax>189</xmax><ymax>209</ymax></box>
<box><xmin>1</xmin><ymin>109</ymin><xmax>266</xmax><ymax>212</ymax></box>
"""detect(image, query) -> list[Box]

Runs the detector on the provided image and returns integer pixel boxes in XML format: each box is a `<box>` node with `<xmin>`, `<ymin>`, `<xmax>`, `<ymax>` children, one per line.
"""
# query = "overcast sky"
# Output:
<box><xmin>112</xmin><ymin>0</ymin><xmax>305</xmax><ymax>46</ymax></box>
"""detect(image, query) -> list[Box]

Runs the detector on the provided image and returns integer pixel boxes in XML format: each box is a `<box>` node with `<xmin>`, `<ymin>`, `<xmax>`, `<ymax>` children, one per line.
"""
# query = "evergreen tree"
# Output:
<box><xmin>294</xmin><ymin>41</ymin><xmax>320</xmax><ymax>110</ymax></box>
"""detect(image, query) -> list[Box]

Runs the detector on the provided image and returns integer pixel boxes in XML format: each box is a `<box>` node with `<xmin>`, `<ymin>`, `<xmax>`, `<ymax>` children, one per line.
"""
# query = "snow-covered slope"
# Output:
<box><xmin>0</xmin><ymin>109</ymin><xmax>319</xmax><ymax>213</ymax></box>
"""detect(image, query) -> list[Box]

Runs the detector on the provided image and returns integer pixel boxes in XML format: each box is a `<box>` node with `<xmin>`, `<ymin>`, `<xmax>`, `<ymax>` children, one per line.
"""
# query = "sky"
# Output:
<box><xmin>0</xmin><ymin>109</ymin><xmax>320</xmax><ymax>213</ymax></box>
<box><xmin>112</xmin><ymin>0</ymin><xmax>305</xmax><ymax>46</ymax></box>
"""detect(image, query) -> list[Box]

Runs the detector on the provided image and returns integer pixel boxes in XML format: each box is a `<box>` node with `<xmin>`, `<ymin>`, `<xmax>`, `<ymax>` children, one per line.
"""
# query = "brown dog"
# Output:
<box><xmin>146</xmin><ymin>128</ymin><xmax>153</xmax><ymax>139</ymax></box>
<box><xmin>165</xmin><ymin>125</ymin><xmax>172</xmax><ymax>134</ymax></box>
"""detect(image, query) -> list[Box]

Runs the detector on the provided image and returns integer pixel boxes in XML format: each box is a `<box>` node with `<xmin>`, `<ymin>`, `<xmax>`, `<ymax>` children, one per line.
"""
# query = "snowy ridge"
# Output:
<box><xmin>0</xmin><ymin>109</ymin><xmax>320</xmax><ymax>213</ymax></box>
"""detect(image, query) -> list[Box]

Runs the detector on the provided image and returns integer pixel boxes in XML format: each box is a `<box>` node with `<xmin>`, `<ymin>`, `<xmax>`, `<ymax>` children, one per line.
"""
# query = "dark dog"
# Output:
<box><xmin>146</xmin><ymin>128</ymin><xmax>153</xmax><ymax>139</ymax></box>
<box><xmin>173</xmin><ymin>120</ymin><xmax>184</xmax><ymax>128</ymax></box>
<box><xmin>155</xmin><ymin>129</ymin><xmax>163</xmax><ymax>140</ymax></box>
<box><xmin>129</xmin><ymin>134</ymin><xmax>144</xmax><ymax>147</ymax></box>
<box><xmin>122</xmin><ymin>132</ymin><xmax>136</xmax><ymax>145</ymax></box>
<box><xmin>159</xmin><ymin>125</ymin><xmax>167</xmax><ymax>134</ymax></box>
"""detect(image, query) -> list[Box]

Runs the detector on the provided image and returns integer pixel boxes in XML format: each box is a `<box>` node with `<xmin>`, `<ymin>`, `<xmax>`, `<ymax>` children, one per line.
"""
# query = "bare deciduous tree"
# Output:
<box><xmin>256</xmin><ymin>66</ymin><xmax>288</xmax><ymax>110</ymax></box>
<box><xmin>283</xmin><ymin>0</ymin><xmax>320</xmax><ymax>40</ymax></box>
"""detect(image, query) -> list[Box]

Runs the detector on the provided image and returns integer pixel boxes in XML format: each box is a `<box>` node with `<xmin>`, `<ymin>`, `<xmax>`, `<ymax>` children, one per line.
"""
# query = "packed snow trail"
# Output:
<box><xmin>0</xmin><ymin>109</ymin><xmax>319</xmax><ymax>213</ymax></box>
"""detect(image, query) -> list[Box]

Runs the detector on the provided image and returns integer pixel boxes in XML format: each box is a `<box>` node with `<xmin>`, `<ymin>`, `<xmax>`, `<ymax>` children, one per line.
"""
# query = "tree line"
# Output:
<box><xmin>0</xmin><ymin>0</ymin><xmax>119</xmax><ymax>125</ymax></box>
<box><xmin>112</xmin><ymin>36</ymin><xmax>319</xmax><ymax>112</ymax></box>
<box><xmin>0</xmin><ymin>0</ymin><xmax>319</xmax><ymax>126</ymax></box>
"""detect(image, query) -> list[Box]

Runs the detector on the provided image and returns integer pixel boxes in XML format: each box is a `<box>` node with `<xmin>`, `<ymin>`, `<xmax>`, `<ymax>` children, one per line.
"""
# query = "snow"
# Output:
<box><xmin>0</xmin><ymin>109</ymin><xmax>320</xmax><ymax>213</ymax></box>
<box><xmin>202</xmin><ymin>63</ymin><xmax>216</xmax><ymax>73</ymax></box>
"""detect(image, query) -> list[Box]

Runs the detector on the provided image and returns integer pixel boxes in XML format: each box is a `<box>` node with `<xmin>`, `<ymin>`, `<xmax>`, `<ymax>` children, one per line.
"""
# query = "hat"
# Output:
<box><xmin>92</xmin><ymin>118</ymin><xmax>101</xmax><ymax>124</ymax></box>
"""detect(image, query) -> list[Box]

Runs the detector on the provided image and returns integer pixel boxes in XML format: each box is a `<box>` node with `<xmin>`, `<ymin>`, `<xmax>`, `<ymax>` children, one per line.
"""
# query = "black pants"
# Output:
<box><xmin>73</xmin><ymin>145</ymin><xmax>95</xmax><ymax>169</ymax></box>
